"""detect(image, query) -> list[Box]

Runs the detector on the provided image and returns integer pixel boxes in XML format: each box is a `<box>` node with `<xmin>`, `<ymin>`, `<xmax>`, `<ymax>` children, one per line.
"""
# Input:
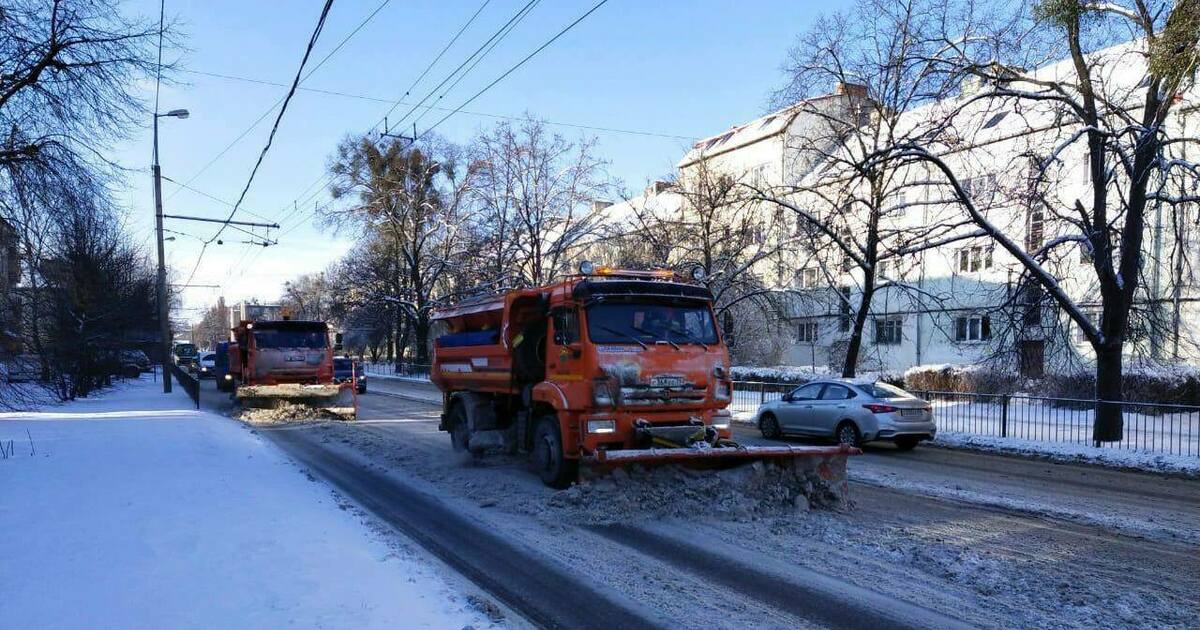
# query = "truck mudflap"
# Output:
<box><xmin>236</xmin><ymin>383</ymin><xmax>358</xmax><ymax>418</ymax></box>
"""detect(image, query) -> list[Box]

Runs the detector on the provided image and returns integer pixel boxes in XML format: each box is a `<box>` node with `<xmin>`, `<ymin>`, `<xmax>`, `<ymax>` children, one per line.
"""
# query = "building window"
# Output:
<box><xmin>797</xmin><ymin>320</ymin><xmax>819</xmax><ymax>343</ymax></box>
<box><xmin>1076</xmin><ymin>309</ymin><xmax>1100</xmax><ymax>342</ymax></box>
<box><xmin>1022</xmin><ymin>283</ymin><xmax>1044</xmax><ymax>327</ymax></box>
<box><xmin>839</xmin><ymin>286</ymin><xmax>852</xmax><ymax>332</ymax></box>
<box><xmin>874</xmin><ymin>317</ymin><xmax>903</xmax><ymax>345</ymax></box>
<box><xmin>796</xmin><ymin>267</ymin><xmax>821</xmax><ymax>289</ymax></box>
<box><xmin>1027</xmin><ymin>207</ymin><xmax>1045</xmax><ymax>250</ymax></box>
<box><xmin>884</xmin><ymin>190</ymin><xmax>907</xmax><ymax>209</ymax></box>
<box><xmin>956</xmin><ymin>245</ymin><xmax>993</xmax><ymax>273</ymax></box>
<box><xmin>954</xmin><ymin>314</ymin><xmax>991</xmax><ymax>342</ymax></box>
<box><xmin>962</xmin><ymin>174</ymin><xmax>997</xmax><ymax>202</ymax></box>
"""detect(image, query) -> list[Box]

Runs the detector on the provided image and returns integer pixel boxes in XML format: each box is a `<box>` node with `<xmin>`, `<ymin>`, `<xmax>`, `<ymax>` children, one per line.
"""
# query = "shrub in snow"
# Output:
<box><xmin>903</xmin><ymin>362</ymin><xmax>1200</xmax><ymax>405</ymax></box>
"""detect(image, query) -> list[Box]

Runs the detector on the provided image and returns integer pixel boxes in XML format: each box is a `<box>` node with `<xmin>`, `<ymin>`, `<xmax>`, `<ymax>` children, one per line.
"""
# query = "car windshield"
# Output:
<box><xmin>253</xmin><ymin>329</ymin><xmax>327</xmax><ymax>349</ymax></box>
<box><xmin>201</xmin><ymin>354</ymin><xmax>215</xmax><ymax>362</ymax></box>
<box><xmin>587</xmin><ymin>301</ymin><xmax>718</xmax><ymax>345</ymax></box>
<box><xmin>862</xmin><ymin>382</ymin><xmax>914</xmax><ymax>399</ymax></box>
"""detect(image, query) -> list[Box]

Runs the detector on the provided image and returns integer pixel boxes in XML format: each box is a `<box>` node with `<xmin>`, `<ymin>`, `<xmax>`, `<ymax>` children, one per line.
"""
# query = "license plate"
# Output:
<box><xmin>901</xmin><ymin>409</ymin><xmax>923</xmax><ymax>418</ymax></box>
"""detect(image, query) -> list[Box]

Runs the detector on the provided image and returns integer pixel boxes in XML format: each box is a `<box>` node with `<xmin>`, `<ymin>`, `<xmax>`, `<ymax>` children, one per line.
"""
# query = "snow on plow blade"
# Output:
<box><xmin>586</xmin><ymin>444</ymin><xmax>859</xmax><ymax>492</ymax></box>
<box><xmin>236</xmin><ymin>383</ymin><xmax>357</xmax><ymax>418</ymax></box>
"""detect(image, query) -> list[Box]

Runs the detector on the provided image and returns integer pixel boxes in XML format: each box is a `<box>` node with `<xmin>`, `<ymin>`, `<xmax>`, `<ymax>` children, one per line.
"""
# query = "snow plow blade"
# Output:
<box><xmin>586</xmin><ymin>443</ymin><xmax>858</xmax><ymax>484</ymax></box>
<box><xmin>236</xmin><ymin>383</ymin><xmax>357</xmax><ymax>418</ymax></box>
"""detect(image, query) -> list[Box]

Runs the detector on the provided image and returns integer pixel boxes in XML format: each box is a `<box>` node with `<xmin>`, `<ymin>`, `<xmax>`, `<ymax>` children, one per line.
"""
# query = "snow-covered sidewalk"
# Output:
<box><xmin>0</xmin><ymin>377</ymin><xmax>500</xmax><ymax>629</ymax></box>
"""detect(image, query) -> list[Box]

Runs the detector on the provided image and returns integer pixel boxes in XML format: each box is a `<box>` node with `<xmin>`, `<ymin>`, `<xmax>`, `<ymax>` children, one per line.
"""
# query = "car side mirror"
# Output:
<box><xmin>781</xmin><ymin>393</ymin><xmax>793</xmax><ymax>402</ymax></box>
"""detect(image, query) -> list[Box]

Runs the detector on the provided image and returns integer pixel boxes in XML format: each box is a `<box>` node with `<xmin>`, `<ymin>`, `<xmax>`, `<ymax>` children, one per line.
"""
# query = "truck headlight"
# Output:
<box><xmin>593</xmin><ymin>379</ymin><xmax>614</xmax><ymax>407</ymax></box>
<box><xmin>587</xmin><ymin>419</ymin><xmax>616</xmax><ymax>434</ymax></box>
<box><xmin>223</xmin><ymin>374</ymin><xmax>232</xmax><ymax>380</ymax></box>
<box><xmin>710</xmin><ymin>411</ymin><xmax>731</xmax><ymax>429</ymax></box>
<box><xmin>714</xmin><ymin>380</ymin><xmax>731</xmax><ymax>401</ymax></box>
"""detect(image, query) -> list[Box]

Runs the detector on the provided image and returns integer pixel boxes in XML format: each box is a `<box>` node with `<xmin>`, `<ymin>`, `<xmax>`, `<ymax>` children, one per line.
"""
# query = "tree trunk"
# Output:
<box><xmin>414</xmin><ymin>314</ymin><xmax>430</xmax><ymax>364</ymax></box>
<box><xmin>842</xmin><ymin>286</ymin><xmax>874</xmax><ymax>378</ymax></box>
<box><xmin>1093</xmin><ymin>343</ymin><xmax>1124</xmax><ymax>443</ymax></box>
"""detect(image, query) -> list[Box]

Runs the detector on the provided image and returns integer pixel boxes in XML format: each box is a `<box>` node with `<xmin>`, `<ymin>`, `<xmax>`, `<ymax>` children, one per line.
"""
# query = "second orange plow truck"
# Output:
<box><xmin>430</xmin><ymin>263</ymin><xmax>857</xmax><ymax>488</ymax></box>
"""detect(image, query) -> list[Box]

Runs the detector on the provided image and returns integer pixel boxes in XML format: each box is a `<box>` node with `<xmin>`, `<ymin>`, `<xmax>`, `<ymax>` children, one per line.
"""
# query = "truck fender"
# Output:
<box><xmin>446</xmin><ymin>391</ymin><xmax>498</xmax><ymax>433</ymax></box>
<box><xmin>530</xmin><ymin>381</ymin><xmax>569</xmax><ymax>412</ymax></box>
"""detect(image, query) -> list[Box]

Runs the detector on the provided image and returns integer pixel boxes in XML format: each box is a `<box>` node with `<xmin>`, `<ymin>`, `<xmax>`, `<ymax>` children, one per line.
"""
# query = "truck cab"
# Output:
<box><xmin>431</xmin><ymin>266</ymin><xmax>733</xmax><ymax>487</ymax></box>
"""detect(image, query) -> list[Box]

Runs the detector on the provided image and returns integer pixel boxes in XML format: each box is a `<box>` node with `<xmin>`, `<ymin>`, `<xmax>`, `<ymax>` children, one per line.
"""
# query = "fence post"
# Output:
<box><xmin>760</xmin><ymin>382</ymin><xmax>766</xmax><ymax>404</ymax></box>
<box><xmin>1000</xmin><ymin>394</ymin><xmax>1009</xmax><ymax>438</ymax></box>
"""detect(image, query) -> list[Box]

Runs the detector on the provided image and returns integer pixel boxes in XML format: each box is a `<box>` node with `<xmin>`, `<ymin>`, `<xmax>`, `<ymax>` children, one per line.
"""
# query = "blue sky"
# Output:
<box><xmin>113</xmin><ymin>0</ymin><xmax>846</xmax><ymax>322</ymax></box>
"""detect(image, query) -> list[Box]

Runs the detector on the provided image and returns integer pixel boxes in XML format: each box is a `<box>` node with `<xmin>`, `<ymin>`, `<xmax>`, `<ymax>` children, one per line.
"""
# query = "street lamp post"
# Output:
<box><xmin>153</xmin><ymin>108</ymin><xmax>189</xmax><ymax>393</ymax></box>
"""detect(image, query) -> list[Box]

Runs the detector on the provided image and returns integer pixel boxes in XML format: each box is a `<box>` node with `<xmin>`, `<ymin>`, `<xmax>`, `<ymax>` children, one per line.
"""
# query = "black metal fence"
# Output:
<box><xmin>911</xmin><ymin>390</ymin><xmax>1199</xmax><ymax>458</ymax></box>
<box><xmin>170</xmin><ymin>363</ymin><xmax>200</xmax><ymax>410</ymax></box>
<box><xmin>362</xmin><ymin>362</ymin><xmax>433</xmax><ymax>380</ymax></box>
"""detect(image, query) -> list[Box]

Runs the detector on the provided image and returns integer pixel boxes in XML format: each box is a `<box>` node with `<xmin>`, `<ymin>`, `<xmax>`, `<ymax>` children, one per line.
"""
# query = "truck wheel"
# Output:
<box><xmin>448</xmin><ymin>404</ymin><xmax>470</xmax><ymax>452</ymax></box>
<box><xmin>532</xmin><ymin>415</ymin><xmax>577</xmax><ymax>489</ymax></box>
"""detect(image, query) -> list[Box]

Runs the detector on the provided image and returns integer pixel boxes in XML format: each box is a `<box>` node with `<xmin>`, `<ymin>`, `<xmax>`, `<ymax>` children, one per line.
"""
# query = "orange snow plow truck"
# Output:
<box><xmin>431</xmin><ymin>265</ymin><xmax>856</xmax><ymax>488</ymax></box>
<box><xmin>227</xmin><ymin>318</ymin><xmax>357</xmax><ymax>418</ymax></box>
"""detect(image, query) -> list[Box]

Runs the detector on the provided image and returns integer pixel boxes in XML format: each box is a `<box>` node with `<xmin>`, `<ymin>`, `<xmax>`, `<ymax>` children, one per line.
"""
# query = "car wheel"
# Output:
<box><xmin>894</xmin><ymin>436</ymin><xmax>920</xmax><ymax>451</ymax></box>
<box><xmin>759</xmin><ymin>412</ymin><xmax>781</xmax><ymax>439</ymax></box>
<box><xmin>532</xmin><ymin>415</ymin><xmax>577</xmax><ymax>489</ymax></box>
<box><xmin>835</xmin><ymin>421</ymin><xmax>862</xmax><ymax>448</ymax></box>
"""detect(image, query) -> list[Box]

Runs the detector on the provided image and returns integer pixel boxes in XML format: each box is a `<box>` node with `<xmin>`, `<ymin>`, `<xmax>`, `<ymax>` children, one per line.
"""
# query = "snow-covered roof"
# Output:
<box><xmin>676</xmin><ymin>99</ymin><xmax>822</xmax><ymax>169</ymax></box>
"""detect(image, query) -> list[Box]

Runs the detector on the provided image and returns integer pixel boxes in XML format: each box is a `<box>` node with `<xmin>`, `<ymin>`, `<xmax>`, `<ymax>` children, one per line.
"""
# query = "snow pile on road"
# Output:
<box><xmin>936</xmin><ymin>431</ymin><xmax>1200</xmax><ymax>476</ymax></box>
<box><xmin>550</xmin><ymin>460</ymin><xmax>847</xmax><ymax>524</ymax></box>
<box><xmin>0</xmin><ymin>376</ymin><xmax>502</xmax><ymax>629</ymax></box>
<box><xmin>237</xmin><ymin>401</ymin><xmax>346</xmax><ymax>424</ymax></box>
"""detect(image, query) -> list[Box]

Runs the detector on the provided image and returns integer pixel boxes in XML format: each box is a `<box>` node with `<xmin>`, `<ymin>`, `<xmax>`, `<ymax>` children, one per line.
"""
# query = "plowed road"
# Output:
<box><xmin>202</xmin><ymin>378</ymin><xmax>1199</xmax><ymax>629</ymax></box>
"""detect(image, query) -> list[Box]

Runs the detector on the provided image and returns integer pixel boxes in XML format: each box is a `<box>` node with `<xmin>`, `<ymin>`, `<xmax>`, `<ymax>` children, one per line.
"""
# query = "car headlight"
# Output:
<box><xmin>587</xmin><ymin>419</ymin><xmax>616</xmax><ymax>434</ymax></box>
<box><xmin>592</xmin><ymin>379</ymin><xmax>614</xmax><ymax>407</ymax></box>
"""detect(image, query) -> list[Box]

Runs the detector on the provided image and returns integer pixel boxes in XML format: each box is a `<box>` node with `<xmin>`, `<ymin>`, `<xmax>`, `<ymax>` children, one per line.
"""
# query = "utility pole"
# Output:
<box><xmin>153</xmin><ymin>108</ymin><xmax>189</xmax><ymax>393</ymax></box>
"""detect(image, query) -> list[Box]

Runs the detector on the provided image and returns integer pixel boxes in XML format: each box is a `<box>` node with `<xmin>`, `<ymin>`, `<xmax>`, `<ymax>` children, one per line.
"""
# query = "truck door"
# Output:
<box><xmin>548</xmin><ymin>305</ymin><xmax>583</xmax><ymax>382</ymax></box>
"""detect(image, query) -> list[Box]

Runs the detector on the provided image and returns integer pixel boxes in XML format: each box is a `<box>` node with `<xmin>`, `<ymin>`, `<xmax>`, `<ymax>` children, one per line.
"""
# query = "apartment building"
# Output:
<box><xmin>610</xmin><ymin>40</ymin><xmax>1200</xmax><ymax>374</ymax></box>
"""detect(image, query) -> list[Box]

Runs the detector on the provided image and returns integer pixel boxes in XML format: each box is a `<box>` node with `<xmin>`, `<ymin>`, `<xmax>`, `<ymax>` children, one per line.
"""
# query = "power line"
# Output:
<box><xmin>166</xmin><ymin>0</ymin><xmax>392</xmax><ymax>202</ymax></box>
<box><xmin>379</xmin><ymin>0</ymin><xmax>540</xmax><ymax>136</ymax></box>
<box><xmin>382</xmin><ymin>0</ymin><xmax>492</xmax><ymax>134</ymax></box>
<box><xmin>408</xmin><ymin>0</ymin><xmax>540</xmax><ymax>130</ymax></box>
<box><xmin>159</xmin><ymin>173</ymin><xmax>275</xmax><ymax>222</ymax></box>
<box><xmin>421</xmin><ymin>0</ymin><xmax>611</xmax><ymax>140</ymax></box>
<box><xmin>223</xmin><ymin>1</ymin><xmax>531</xmax><ymax>279</ymax></box>
<box><xmin>180</xmin><ymin>68</ymin><xmax>697</xmax><ymax>140</ymax></box>
<box><xmin>182</xmin><ymin>0</ymin><xmax>337</xmax><ymax>288</ymax></box>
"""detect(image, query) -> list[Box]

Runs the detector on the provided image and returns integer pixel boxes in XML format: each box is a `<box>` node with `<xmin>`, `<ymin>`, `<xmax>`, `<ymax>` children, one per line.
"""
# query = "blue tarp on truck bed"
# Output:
<box><xmin>437</xmin><ymin>330</ymin><xmax>499</xmax><ymax>347</ymax></box>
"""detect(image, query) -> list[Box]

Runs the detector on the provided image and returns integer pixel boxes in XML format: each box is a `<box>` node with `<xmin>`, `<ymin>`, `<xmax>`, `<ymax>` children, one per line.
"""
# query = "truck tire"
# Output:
<box><xmin>448</xmin><ymin>403</ymin><xmax>470</xmax><ymax>452</ymax></box>
<box><xmin>532</xmin><ymin>415</ymin><xmax>577</xmax><ymax>489</ymax></box>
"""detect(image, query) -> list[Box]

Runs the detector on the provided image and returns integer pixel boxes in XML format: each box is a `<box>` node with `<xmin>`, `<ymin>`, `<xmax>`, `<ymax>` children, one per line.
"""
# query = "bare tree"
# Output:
<box><xmin>871</xmin><ymin>0</ymin><xmax>1200</xmax><ymax>441</ymax></box>
<box><xmin>614</xmin><ymin>162</ymin><xmax>798</xmax><ymax>363</ymax></box>
<box><xmin>754</xmin><ymin>0</ymin><xmax>983</xmax><ymax>376</ymax></box>
<box><xmin>324</xmin><ymin>135</ymin><xmax>474</xmax><ymax>363</ymax></box>
<box><xmin>469</xmin><ymin>117</ymin><xmax>612</xmax><ymax>286</ymax></box>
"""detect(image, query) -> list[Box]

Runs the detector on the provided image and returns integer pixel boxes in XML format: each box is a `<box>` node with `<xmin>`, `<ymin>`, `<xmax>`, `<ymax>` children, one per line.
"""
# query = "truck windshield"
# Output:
<box><xmin>587</xmin><ymin>302</ymin><xmax>718</xmax><ymax>345</ymax></box>
<box><xmin>253</xmin><ymin>329</ymin><xmax>327</xmax><ymax>349</ymax></box>
<box><xmin>174</xmin><ymin>344</ymin><xmax>196</xmax><ymax>357</ymax></box>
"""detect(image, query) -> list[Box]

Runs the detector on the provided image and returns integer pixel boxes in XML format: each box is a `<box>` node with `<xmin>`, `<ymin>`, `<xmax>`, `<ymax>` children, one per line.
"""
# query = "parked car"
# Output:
<box><xmin>195</xmin><ymin>352</ymin><xmax>217</xmax><ymax>378</ymax></box>
<box><xmin>333</xmin><ymin>357</ymin><xmax>366</xmax><ymax>394</ymax></box>
<box><xmin>120</xmin><ymin>349</ymin><xmax>151</xmax><ymax>375</ymax></box>
<box><xmin>755</xmin><ymin>379</ymin><xmax>935</xmax><ymax>450</ymax></box>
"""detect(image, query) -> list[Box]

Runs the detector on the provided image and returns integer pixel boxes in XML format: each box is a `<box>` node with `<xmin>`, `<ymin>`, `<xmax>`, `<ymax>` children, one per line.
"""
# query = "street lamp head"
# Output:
<box><xmin>163</xmin><ymin>108</ymin><xmax>189</xmax><ymax>119</ymax></box>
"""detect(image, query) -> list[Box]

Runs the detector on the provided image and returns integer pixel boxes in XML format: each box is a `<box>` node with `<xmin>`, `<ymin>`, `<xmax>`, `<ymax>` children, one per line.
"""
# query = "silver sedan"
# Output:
<box><xmin>755</xmin><ymin>379</ymin><xmax>935</xmax><ymax>450</ymax></box>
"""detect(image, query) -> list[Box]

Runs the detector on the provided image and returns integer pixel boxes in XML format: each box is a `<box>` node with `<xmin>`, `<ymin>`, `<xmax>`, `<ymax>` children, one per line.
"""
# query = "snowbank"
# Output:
<box><xmin>0</xmin><ymin>377</ymin><xmax>500</xmax><ymax>629</ymax></box>
<box><xmin>934</xmin><ymin>431</ymin><xmax>1200</xmax><ymax>476</ymax></box>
